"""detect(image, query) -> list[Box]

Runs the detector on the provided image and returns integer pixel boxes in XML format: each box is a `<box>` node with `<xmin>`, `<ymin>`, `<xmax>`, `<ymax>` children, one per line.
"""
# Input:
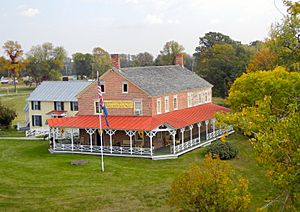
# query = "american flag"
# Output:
<box><xmin>98</xmin><ymin>79</ymin><xmax>109</xmax><ymax>127</ymax></box>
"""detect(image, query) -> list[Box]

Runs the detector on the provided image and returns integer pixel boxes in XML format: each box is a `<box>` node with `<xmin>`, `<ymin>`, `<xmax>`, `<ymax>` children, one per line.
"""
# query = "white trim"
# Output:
<box><xmin>173</xmin><ymin>95</ymin><xmax>178</xmax><ymax>110</ymax></box>
<box><xmin>122</xmin><ymin>81</ymin><xmax>128</xmax><ymax>94</ymax></box>
<box><xmin>157</xmin><ymin>98</ymin><xmax>161</xmax><ymax>114</ymax></box>
<box><xmin>133</xmin><ymin>100</ymin><xmax>143</xmax><ymax>116</ymax></box>
<box><xmin>164</xmin><ymin>96</ymin><xmax>169</xmax><ymax>112</ymax></box>
<box><xmin>187</xmin><ymin>92</ymin><xmax>193</xmax><ymax>108</ymax></box>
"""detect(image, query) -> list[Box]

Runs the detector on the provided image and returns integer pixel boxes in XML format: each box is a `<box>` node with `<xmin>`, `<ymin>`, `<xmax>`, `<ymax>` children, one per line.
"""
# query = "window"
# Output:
<box><xmin>31</xmin><ymin>101</ymin><xmax>41</xmax><ymax>110</ymax></box>
<box><xmin>173</xmin><ymin>95</ymin><xmax>178</xmax><ymax>110</ymax></box>
<box><xmin>32</xmin><ymin>115</ymin><xmax>42</xmax><ymax>126</ymax></box>
<box><xmin>157</xmin><ymin>98</ymin><xmax>161</xmax><ymax>114</ymax></box>
<box><xmin>94</xmin><ymin>101</ymin><xmax>103</xmax><ymax>114</ymax></box>
<box><xmin>204</xmin><ymin>92</ymin><xmax>208</xmax><ymax>102</ymax></box>
<box><xmin>198</xmin><ymin>93</ymin><xmax>202</xmax><ymax>104</ymax></box>
<box><xmin>122</xmin><ymin>82</ymin><xmax>128</xmax><ymax>93</ymax></box>
<box><xmin>70</xmin><ymin>102</ymin><xmax>78</xmax><ymax>111</ymax></box>
<box><xmin>101</xmin><ymin>84</ymin><xmax>105</xmax><ymax>93</ymax></box>
<box><xmin>134</xmin><ymin>100</ymin><xmax>142</xmax><ymax>115</ymax></box>
<box><xmin>164</xmin><ymin>96</ymin><xmax>169</xmax><ymax>112</ymax></box>
<box><xmin>187</xmin><ymin>93</ymin><xmax>193</xmax><ymax>107</ymax></box>
<box><xmin>54</xmin><ymin>102</ymin><xmax>64</xmax><ymax>111</ymax></box>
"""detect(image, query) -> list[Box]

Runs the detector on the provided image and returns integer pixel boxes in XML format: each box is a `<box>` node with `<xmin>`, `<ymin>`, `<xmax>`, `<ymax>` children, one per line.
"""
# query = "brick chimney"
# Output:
<box><xmin>111</xmin><ymin>54</ymin><xmax>120</xmax><ymax>69</ymax></box>
<box><xmin>175</xmin><ymin>53</ymin><xmax>184</xmax><ymax>67</ymax></box>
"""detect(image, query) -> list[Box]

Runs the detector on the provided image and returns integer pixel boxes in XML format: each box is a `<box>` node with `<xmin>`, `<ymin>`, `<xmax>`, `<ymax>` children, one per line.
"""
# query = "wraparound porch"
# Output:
<box><xmin>49</xmin><ymin>119</ymin><xmax>234</xmax><ymax>160</ymax></box>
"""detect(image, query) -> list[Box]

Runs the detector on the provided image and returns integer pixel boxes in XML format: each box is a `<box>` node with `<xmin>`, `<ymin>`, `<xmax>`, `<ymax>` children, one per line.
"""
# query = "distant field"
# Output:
<box><xmin>0</xmin><ymin>134</ymin><xmax>282</xmax><ymax>211</ymax></box>
<box><xmin>212</xmin><ymin>97</ymin><xmax>226</xmax><ymax>106</ymax></box>
<box><xmin>0</xmin><ymin>93</ymin><xmax>29</xmax><ymax>125</ymax></box>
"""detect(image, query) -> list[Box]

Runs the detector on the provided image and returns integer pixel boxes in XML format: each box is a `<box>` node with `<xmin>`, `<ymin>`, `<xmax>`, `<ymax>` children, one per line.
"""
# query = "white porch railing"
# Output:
<box><xmin>54</xmin><ymin>144</ymin><xmax>152</xmax><ymax>155</ymax></box>
<box><xmin>173</xmin><ymin>137</ymin><xmax>201</xmax><ymax>153</ymax></box>
<box><xmin>207</xmin><ymin>125</ymin><xmax>233</xmax><ymax>140</ymax></box>
<box><xmin>26</xmin><ymin>128</ymin><xmax>49</xmax><ymax>137</ymax></box>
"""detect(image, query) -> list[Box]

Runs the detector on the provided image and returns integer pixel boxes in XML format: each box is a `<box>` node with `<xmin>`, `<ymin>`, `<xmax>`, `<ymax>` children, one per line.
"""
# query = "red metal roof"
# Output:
<box><xmin>48</xmin><ymin>103</ymin><xmax>230</xmax><ymax>131</ymax></box>
<box><xmin>46</xmin><ymin>110</ymin><xmax>66</xmax><ymax>115</ymax></box>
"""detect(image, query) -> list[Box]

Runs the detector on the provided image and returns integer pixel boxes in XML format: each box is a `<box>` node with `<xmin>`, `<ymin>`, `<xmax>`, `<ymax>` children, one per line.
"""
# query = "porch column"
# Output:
<box><xmin>168</xmin><ymin>130</ymin><xmax>176</xmax><ymax>154</ymax></box>
<box><xmin>125</xmin><ymin>130</ymin><xmax>136</xmax><ymax>155</ymax></box>
<box><xmin>52</xmin><ymin>128</ymin><xmax>56</xmax><ymax>150</ymax></box>
<box><xmin>71</xmin><ymin>128</ymin><xmax>74</xmax><ymax>151</ymax></box>
<box><xmin>145</xmin><ymin>131</ymin><xmax>157</xmax><ymax>156</ymax></box>
<box><xmin>197</xmin><ymin>122</ymin><xmax>201</xmax><ymax>143</ymax></box>
<box><xmin>105</xmin><ymin>129</ymin><xmax>116</xmax><ymax>153</ymax></box>
<box><xmin>212</xmin><ymin>118</ymin><xmax>216</xmax><ymax>138</ymax></box>
<box><xmin>180</xmin><ymin>128</ymin><xmax>185</xmax><ymax>145</ymax></box>
<box><xmin>205</xmin><ymin>120</ymin><xmax>209</xmax><ymax>141</ymax></box>
<box><xmin>189</xmin><ymin>125</ymin><xmax>193</xmax><ymax>146</ymax></box>
<box><xmin>85</xmin><ymin>129</ymin><xmax>96</xmax><ymax>152</ymax></box>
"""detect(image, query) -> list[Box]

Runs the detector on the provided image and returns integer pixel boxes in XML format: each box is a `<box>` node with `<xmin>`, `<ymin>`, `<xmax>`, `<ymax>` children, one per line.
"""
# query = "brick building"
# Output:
<box><xmin>48</xmin><ymin>54</ymin><xmax>233</xmax><ymax>159</ymax></box>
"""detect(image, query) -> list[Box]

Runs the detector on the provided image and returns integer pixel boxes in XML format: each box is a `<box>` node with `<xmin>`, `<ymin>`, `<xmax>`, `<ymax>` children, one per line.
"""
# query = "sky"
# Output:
<box><xmin>0</xmin><ymin>0</ymin><xmax>289</xmax><ymax>57</ymax></box>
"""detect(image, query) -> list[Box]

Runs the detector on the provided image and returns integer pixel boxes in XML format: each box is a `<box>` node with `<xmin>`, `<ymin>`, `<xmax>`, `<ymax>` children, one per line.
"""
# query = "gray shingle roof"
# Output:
<box><xmin>117</xmin><ymin>65</ymin><xmax>212</xmax><ymax>96</ymax></box>
<box><xmin>27</xmin><ymin>81</ymin><xmax>92</xmax><ymax>102</ymax></box>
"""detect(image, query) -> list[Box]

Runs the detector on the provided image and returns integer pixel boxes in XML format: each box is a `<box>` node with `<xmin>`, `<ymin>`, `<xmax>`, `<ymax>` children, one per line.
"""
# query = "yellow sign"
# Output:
<box><xmin>105</xmin><ymin>100</ymin><xmax>133</xmax><ymax>109</ymax></box>
<box><xmin>60</xmin><ymin>128</ymin><xmax>65</xmax><ymax>134</ymax></box>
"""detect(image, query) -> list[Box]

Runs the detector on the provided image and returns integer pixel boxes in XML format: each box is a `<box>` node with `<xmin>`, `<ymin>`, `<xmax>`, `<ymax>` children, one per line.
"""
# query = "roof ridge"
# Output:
<box><xmin>120</xmin><ymin>65</ymin><xmax>180</xmax><ymax>70</ymax></box>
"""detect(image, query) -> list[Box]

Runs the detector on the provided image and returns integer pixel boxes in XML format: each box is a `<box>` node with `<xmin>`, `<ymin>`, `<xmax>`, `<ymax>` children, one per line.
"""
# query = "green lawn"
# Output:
<box><xmin>0</xmin><ymin>134</ymin><xmax>278</xmax><ymax>211</ymax></box>
<box><xmin>0</xmin><ymin>93</ymin><xmax>29</xmax><ymax>125</ymax></box>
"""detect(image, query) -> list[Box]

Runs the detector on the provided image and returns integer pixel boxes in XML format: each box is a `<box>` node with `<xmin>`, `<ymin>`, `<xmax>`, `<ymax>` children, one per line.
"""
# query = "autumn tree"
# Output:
<box><xmin>217</xmin><ymin>67</ymin><xmax>300</xmax><ymax>210</ymax></box>
<box><xmin>267</xmin><ymin>0</ymin><xmax>300</xmax><ymax>71</ymax></box>
<box><xmin>156</xmin><ymin>40</ymin><xmax>185</xmax><ymax>65</ymax></box>
<box><xmin>169</xmin><ymin>155</ymin><xmax>251</xmax><ymax>211</ymax></box>
<box><xmin>92</xmin><ymin>47</ymin><xmax>111</xmax><ymax>77</ymax></box>
<box><xmin>194</xmin><ymin>32</ymin><xmax>251</xmax><ymax>97</ymax></box>
<box><xmin>2</xmin><ymin>41</ymin><xmax>27</xmax><ymax>92</ymax></box>
<box><xmin>26</xmin><ymin>42</ymin><xmax>66</xmax><ymax>84</ymax></box>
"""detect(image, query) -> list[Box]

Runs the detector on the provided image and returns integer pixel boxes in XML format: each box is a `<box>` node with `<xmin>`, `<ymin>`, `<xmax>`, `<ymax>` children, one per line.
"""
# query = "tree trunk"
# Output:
<box><xmin>13</xmin><ymin>77</ymin><xmax>16</xmax><ymax>93</ymax></box>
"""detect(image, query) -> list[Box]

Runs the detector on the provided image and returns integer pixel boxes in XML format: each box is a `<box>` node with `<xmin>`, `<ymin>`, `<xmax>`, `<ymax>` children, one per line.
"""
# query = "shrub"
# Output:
<box><xmin>0</xmin><ymin>102</ymin><xmax>17</xmax><ymax>128</ymax></box>
<box><xmin>169</xmin><ymin>155</ymin><xmax>251</xmax><ymax>211</ymax></box>
<box><xmin>205</xmin><ymin>140</ymin><xmax>238</xmax><ymax>160</ymax></box>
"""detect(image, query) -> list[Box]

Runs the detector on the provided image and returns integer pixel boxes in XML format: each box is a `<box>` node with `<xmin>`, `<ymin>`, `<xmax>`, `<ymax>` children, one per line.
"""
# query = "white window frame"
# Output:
<box><xmin>70</xmin><ymin>101</ymin><xmax>78</xmax><ymax>111</ymax></box>
<box><xmin>157</xmin><ymin>98</ymin><xmax>161</xmax><ymax>114</ymax></box>
<box><xmin>94</xmin><ymin>101</ymin><xmax>103</xmax><ymax>114</ymax></box>
<box><xmin>134</xmin><ymin>100</ymin><xmax>142</xmax><ymax>116</ymax></box>
<box><xmin>32</xmin><ymin>101</ymin><xmax>41</xmax><ymax>110</ymax></box>
<box><xmin>164</xmin><ymin>96</ymin><xmax>169</xmax><ymax>112</ymax></box>
<box><xmin>122</xmin><ymin>81</ymin><xmax>128</xmax><ymax>94</ymax></box>
<box><xmin>32</xmin><ymin>115</ymin><xmax>42</xmax><ymax>127</ymax></box>
<box><xmin>204</xmin><ymin>92</ymin><xmax>208</xmax><ymax>103</ymax></box>
<box><xmin>198</xmin><ymin>92</ymin><xmax>202</xmax><ymax>105</ymax></box>
<box><xmin>187</xmin><ymin>92</ymin><xmax>193</xmax><ymax>108</ymax></box>
<box><xmin>173</xmin><ymin>95</ymin><xmax>178</xmax><ymax>110</ymax></box>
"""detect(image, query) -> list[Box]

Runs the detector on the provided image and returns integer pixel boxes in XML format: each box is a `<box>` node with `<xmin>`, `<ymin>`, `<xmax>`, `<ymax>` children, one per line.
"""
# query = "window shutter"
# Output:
<box><xmin>54</xmin><ymin>102</ymin><xmax>57</xmax><ymax>110</ymax></box>
<box><xmin>61</xmin><ymin>102</ymin><xmax>64</xmax><ymax>111</ymax></box>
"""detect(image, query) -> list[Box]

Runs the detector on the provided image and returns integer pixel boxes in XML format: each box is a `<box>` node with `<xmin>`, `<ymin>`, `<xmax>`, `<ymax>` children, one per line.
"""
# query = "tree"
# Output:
<box><xmin>156</xmin><ymin>41</ymin><xmax>185</xmax><ymax>65</ymax></box>
<box><xmin>130</xmin><ymin>52</ymin><xmax>154</xmax><ymax>67</ymax></box>
<box><xmin>217</xmin><ymin>67</ymin><xmax>300</xmax><ymax>210</ymax></box>
<box><xmin>26</xmin><ymin>43</ymin><xmax>66</xmax><ymax>84</ymax></box>
<box><xmin>246</xmin><ymin>47</ymin><xmax>278</xmax><ymax>72</ymax></box>
<box><xmin>169</xmin><ymin>155</ymin><xmax>251</xmax><ymax>211</ymax></box>
<box><xmin>194</xmin><ymin>32</ymin><xmax>251</xmax><ymax>97</ymax></box>
<box><xmin>2</xmin><ymin>41</ymin><xmax>27</xmax><ymax>92</ymax></box>
<box><xmin>72</xmin><ymin>53</ymin><xmax>93</xmax><ymax>79</ymax></box>
<box><xmin>267</xmin><ymin>1</ymin><xmax>300</xmax><ymax>71</ymax></box>
<box><xmin>0</xmin><ymin>102</ymin><xmax>17</xmax><ymax>128</ymax></box>
<box><xmin>92</xmin><ymin>47</ymin><xmax>111</xmax><ymax>77</ymax></box>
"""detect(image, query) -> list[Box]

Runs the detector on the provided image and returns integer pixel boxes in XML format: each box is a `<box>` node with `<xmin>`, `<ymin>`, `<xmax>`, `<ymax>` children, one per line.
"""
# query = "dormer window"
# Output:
<box><xmin>122</xmin><ymin>82</ymin><xmax>128</xmax><ymax>93</ymax></box>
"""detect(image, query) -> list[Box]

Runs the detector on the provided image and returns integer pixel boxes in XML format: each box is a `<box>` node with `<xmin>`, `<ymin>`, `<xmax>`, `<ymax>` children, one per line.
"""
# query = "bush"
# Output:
<box><xmin>205</xmin><ymin>140</ymin><xmax>238</xmax><ymax>160</ymax></box>
<box><xmin>0</xmin><ymin>102</ymin><xmax>17</xmax><ymax>128</ymax></box>
<box><xmin>169</xmin><ymin>155</ymin><xmax>251</xmax><ymax>211</ymax></box>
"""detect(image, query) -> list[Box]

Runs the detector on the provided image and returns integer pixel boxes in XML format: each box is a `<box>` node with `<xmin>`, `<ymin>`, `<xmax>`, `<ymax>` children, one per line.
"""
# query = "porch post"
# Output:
<box><xmin>197</xmin><ymin>122</ymin><xmax>201</xmax><ymax>143</ymax></box>
<box><xmin>205</xmin><ymin>120</ymin><xmax>209</xmax><ymax>141</ymax></box>
<box><xmin>189</xmin><ymin>125</ymin><xmax>193</xmax><ymax>146</ymax></box>
<box><xmin>53</xmin><ymin>128</ymin><xmax>56</xmax><ymax>150</ymax></box>
<box><xmin>71</xmin><ymin>128</ymin><xmax>74</xmax><ymax>151</ymax></box>
<box><xmin>105</xmin><ymin>129</ymin><xmax>116</xmax><ymax>154</ymax></box>
<box><xmin>180</xmin><ymin>128</ymin><xmax>185</xmax><ymax>145</ymax></box>
<box><xmin>145</xmin><ymin>131</ymin><xmax>157</xmax><ymax>157</ymax></box>
<box><xmin>212</xmin><ymin>118</ymin><xmax>216</xmax><ymax>138</ymax></box>
<box><xmin>125</xmin><ymin>130</ymin><xmax>136</xmax><ymax>155</ymax></box>
<box><xmin>85</xmin><ymin>129</ymin><xmax>96</xmax><ymax>152</ymax></box>
<box><xmin>168</xmin><ymin>130</ymin><xmax>176</xmax><ymax>154</ymax></box>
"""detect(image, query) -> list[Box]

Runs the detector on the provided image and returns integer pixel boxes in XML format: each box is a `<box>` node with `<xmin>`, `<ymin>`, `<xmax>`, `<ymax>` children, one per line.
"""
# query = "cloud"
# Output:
<box><xmin>144</xmin><ymin>14</ymin><xmax>163</xmax><ymax>25</ymax></box>
<box><xmin>125</xmin><ymin>0</ymin><xmax>139</xmax><ymax>3</ymax></box>
<box><xmin>209</xmin><ymin>18</ymin><xmax>221</xmax><ymax>25</ymax></box>
<box><xmin>20</xmin><ymin>8</ymin><xmax>40</xmax><ymax>17</ymax></box>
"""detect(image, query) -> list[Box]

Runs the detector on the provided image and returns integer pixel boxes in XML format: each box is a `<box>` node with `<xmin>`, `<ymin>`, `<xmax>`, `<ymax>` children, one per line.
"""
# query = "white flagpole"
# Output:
<box><xmin>97</xmin><ymin>71</ymin><xmax>105</xmax><ymax>172</ymax></box>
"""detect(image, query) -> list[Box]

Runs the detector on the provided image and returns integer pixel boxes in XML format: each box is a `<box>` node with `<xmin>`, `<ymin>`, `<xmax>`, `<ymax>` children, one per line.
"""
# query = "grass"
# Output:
<box><xmin>0</xmin><ymin>93</ymin><xmax>29</xmax><ymax>125</ymax></box>
<box><xmin>212</xmin><ymin>97</ymin><xmax>226</xmax><ymax>106</ymax></box>
<box><xmin>0</xmin><ymin>134</ymin><xmax>280</xmax><ymax>211</ymax></box>
<box><xmin>0</xmin><ymin>128</ymin><xmax>25</xmax><ymax>137</ymax></box>
<box><xmin>0</xmin><ymin>84</ymin><xmax>35</xmax><ymax>94</ymax></box>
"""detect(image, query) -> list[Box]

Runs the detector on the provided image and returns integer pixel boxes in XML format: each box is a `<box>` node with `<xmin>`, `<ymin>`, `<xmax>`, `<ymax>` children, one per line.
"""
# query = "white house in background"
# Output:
<box><xmin>25</xmin><ymin>81</ymin><xmax>92</xmax><ymax>133</ymax></box>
